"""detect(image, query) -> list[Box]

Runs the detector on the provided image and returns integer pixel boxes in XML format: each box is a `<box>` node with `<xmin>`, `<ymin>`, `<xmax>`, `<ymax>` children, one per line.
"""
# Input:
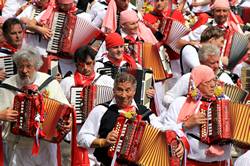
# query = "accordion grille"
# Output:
<box><xmin>137</xmin><ymin>125</ymin><xmax>170</xmax><ymax>166</ymax></box>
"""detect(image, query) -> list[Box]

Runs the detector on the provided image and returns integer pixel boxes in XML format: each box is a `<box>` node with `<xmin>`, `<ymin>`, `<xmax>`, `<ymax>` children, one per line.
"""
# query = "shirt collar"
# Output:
<box><xmin>109</xmin><ymin>98</ymin><xmax>138</xmax><ymax>109</ymax></box>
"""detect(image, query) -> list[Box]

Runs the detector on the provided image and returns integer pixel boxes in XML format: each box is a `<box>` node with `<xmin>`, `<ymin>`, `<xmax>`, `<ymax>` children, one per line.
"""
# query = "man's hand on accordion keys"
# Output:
<box><xmin>40</xmin><ymin>26</ymin><xmax>52</xmax><ymax>40</ymax></box>
<box><xmin>61</xmin><ymin>117</ymin><xmax>72</xmax><ymax>134</ymax></box>
<box><xmin>145</xmin><ymin>87</ymin><xmax>155</xmax><ymax>99</ymax></box>
<box><xmin>175</xmin><ymin>141</ymin><xmax>185</xmax><ymax>159</ymax></box>
<box><xmin>183</xmin><ymin>112</ymin><xmax>207</xmax><ymax>130</ymax></box>
<box><xmin>0</xmin><ymin>107</ymin><xmax>18</xmax><ymax>122</ymax></box>
<box><xmin>106</xmin><ymin>130</ymin><xmax>118</xmax><ymax>146</ymax></box>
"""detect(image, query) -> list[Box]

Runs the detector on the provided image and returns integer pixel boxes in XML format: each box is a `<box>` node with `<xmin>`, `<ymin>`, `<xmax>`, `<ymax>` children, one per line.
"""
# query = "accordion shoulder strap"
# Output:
<box><xmin>187</xmin><ymin>133</ymin><xmax>209</xmax><ymax>145</ymax></box>
<box><xmin>38</xmin><ymin>76</ymin><xmax>55</xmax><ymax>92</ymax></box>
<box><xmin>0</xmin><ymin>48</ymin><xmax>13</xmax><ymax>55</ymax></box>
<box><xmin>0</xmin><ymin>83</ymin><xmax>24</xmax><ymax>93</ymax></box>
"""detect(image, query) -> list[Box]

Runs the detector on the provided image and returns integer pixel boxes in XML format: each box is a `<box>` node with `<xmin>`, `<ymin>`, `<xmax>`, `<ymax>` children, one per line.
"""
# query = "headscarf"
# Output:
<box><xmin>105</xmin><ymin>32</ymin><xmax>124</xmax><ymax>49</ymax></box>
<box><xmin>101</xmin><ymin>0</ymin><xmax>117</xmax><ymax>33</ymax></box>
<box><xmin>210</xmin><ymin>0</ymin><xmax>230</xmax><ymax>10</ymax></box>
<box><xmin>177</xmin><ymin>65</ymin><xmax>215</xmax><ymax>123</ymax></box>
<box><xmin>120</xmin><ymin>9</ymin><xmax>158</xmax><ymax>44</ymax></box>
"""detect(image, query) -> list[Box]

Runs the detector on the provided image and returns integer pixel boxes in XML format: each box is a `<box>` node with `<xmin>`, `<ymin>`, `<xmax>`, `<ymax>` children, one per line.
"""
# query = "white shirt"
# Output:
<box><xmin>60</xmin><ymin>72</ymin><xmax>114</xmax><ymax>101</ymax></box>
<box><xmin>2</xmin><ymin>0</ymin><xmax>26</xmax><ymax>19</ymax></box>
<box><xmin>234</xmin><ymin>150</ymin><xmax>250</xmax><ymax>166</ymax></box>
<box><xmin>162</xmin><ymin>96</ymin><xmax>231</xmax><ymax>162</ymax></box>
<box><xmin>181</xmin><ymin>44</ymin><xmax>200</xmax><ymax>74</ymax></box>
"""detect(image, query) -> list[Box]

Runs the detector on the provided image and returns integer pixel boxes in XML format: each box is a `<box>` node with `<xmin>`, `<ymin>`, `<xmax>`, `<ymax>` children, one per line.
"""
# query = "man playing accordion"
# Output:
<box><xmin>77</xmin><ymin>72</ymin><xmax>189</xmax><ymax>166</ymax></box>
<box><xmin>0</xmin><ymin>47</ymin><xmax>71</xmax><ymax>166</ymax></box>
<box><xmin>161</xmin><ymin>65</ymin><xmax>231</xmax><ymax>165</ymax></box>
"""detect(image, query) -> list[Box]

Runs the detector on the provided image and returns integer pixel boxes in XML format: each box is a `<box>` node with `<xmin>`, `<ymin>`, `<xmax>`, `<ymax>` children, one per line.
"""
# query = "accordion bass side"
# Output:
<box><xmin>108</xmin><ymin>116</ymin><xmax>182</xmax><ymax>165</ymax></box>
<box><xmin>241</xmin><ymin>67</ymin><xmax>250</xmax><ymax>92</ymax></box>
<box><xmin>159</xmin><ymin>17</ymin><xmax>190</xmax><ymax>53</ymax></box>
<box><xmin>222</xmin><ymin>32</ymin><xmax>249</xmax><ymax>70</ymax></box>
<box><xmin>228</xmin><ymin>102</ymin><xmax>250</xmax><ymax>149</ymax></box>
<box><xmin>47</xmin><ymin>12</ymin><xmax>102</xmax><ymax>54</ymax></box>
<box><xmin>70</xmin><ymin>85</ymin><xmax>113</xmax><ymax>124</ymax></box>
<box><xmin>200</xmin><ymin>99</ymin><xmax>231</xmax><ymax>145</ymax></box>
<box><xmin>0</xmin><ymin>55</ymin><xmax>16</xmax><ymax>78</ymax></box>
<box><xmin>142</xmin><ymin>43</ymin><xmax>172</xmax><ymax>81</ymax></box>
<box><xmin>12</xmin><ymin>94</ymin><xmax>73</xmax><ymax>143</ymax></box>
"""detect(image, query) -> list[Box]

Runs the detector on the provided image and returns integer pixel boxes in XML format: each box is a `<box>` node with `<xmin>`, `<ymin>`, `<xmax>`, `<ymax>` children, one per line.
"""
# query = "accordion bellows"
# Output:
<box><xmin>223</xmin><ymin>84</ymin><xmax>249</xmax><ymax>104</ymax></box>
<box><xmin>228</xmin><ymin>102</ymin><xmax>250</xmax><ymax>148</ymax></box>
<box><xmin>12</xmin><ymin>94</ymin><xmax>72</xmax><ymax>143</ymax></box>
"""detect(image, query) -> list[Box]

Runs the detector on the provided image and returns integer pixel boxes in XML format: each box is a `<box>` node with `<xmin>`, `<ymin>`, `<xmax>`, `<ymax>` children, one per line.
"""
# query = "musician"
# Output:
<box><xmin>0</xmin><ymin>47</ymin><xmax>70</xmax><ymax>166</ymax></box>
<box><xmin>77</xmin><ymin>72</ymin><xmax>187</xmax><ymax>166</ymax></box>
<box><xmin>180</xmin><ymin>26</ymin><xmax>225</xmax><ymax>75</ymax></box>
<box><xmin>178</xmin><ymin>0</ymin><xmax>243</xmax><ymax>49</ymax></box>
<box><xmin>0</xmin><ymin>18</ymin><xmax>24</xmax><ymax>82</ymax></box>
<box><xmin>161</xmin><ymin>65</ymin><xmax>231</xmax><ymax>165</ymax></box>
<box><xmin>101</xmin><ymin>0</ymin><xmax>141</xmax><ymax>33</ymax></box>
<box><xmin>60</xmin><ymin>45</ymin><xmax>114</xmax><ymax>101</ymax></box>
<box><xmin>95</xmin><ymin>32</ymin><xmax>138</xmax><ymax>79</ymax></box>
<box><xmin>163</xmin><ymin>44</ymin><xmax>234</xmax><ymax>107</ymax></box>
<box><xmin>120</xmin><ymin>9</ymin><xmax>158</xmax><ymax>46</ymax></box>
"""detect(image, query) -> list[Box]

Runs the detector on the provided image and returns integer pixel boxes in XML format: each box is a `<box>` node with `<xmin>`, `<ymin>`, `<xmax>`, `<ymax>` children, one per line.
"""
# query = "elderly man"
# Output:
<box><xmin>163</xmin><ymin>43</ymin><xmax>234</xmax><ymax>107</ymax></box>
<box><xmin>0</xmin><ymin>18</ymin><xmax>24</xmax><ymax>82</ymax></box>
<box><xmin>160</xmin><ymin>65</ymin><xmax>231</xmax><ymax>165</ymax></box>
<box><xmin>0</xmin><ymin>47</ymin><xmax>69</xmax><ymax>166</ymax></box>
<box><xmin>77</xmin><ymin>72</ymin><xmax>188</xmax><ymax>166</ymax></box>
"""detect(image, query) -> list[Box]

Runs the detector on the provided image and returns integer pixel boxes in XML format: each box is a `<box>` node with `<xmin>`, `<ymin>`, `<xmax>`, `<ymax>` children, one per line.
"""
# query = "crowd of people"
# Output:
<box><xmin>0</xmin><ymin>0</ymin><xmax>250</xmax><ymax>165</ymax></box>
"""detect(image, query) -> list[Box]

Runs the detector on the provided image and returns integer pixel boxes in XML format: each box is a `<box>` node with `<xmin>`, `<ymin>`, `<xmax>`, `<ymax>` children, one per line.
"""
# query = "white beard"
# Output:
<box><xmin>17</xmin><ymin>72</ymin><xmax>37</xmax><ymax>87</ymax></box>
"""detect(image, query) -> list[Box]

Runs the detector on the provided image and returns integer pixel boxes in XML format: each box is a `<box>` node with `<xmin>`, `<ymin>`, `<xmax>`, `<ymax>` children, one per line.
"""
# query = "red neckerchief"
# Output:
<box><xmin>107</xmin><ymin>54</ymin><xmax>123</xmax><ymax>67</ymax></box>
<box><xmin>1</xmin><ymin>42</ymin><xmax>18</xmax><ymax>53</ymax></box>
<box><xmin>125</xmin><ymin>35</ymin><xmax>136</xmax><ymax>44</ymax></box>
<box><xmin>123</xmin><ymin>53</ymin><xmax>137</xmax><ymax>69</ymax></box>
<box><xmin>74</xmin><ymin>70</ymin><xmax>95</xmax><ymax>87</ymax></box>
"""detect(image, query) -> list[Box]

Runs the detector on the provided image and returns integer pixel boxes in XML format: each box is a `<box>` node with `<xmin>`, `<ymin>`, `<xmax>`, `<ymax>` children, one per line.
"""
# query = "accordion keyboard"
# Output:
<box><xmin>0</xmin><ymin>55</ymin><xmax>15</xmax><ymax>78</ymax></box>
<box><xmin>47</xmin><ymin>12</ymin><xmax>67</xmax><ymax>53</ymax></box>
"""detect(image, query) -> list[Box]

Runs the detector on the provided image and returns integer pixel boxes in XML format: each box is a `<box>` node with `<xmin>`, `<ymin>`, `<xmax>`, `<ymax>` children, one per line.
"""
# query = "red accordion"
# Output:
<box><xmin>12</xmin><ymin>91</ymin><xmax>73</xmax><ymax>143</ymax></box>
<box><xmin>200</xmin><ymin>99</ymin><xmax>231</xmax><ymax>145</ymax></box>
<box><xmin>108</xmin><ymin>116</ymin><xmax>183</xmax><ymax>165</ymax></box>
<box><xmin>47</xmin><ymin>12</ymin><xmax>102</xmax><ymax>54</ymax></box>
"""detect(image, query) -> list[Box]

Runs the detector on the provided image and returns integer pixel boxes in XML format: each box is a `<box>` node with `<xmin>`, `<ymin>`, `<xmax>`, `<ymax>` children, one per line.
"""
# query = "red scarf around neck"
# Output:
<box><xmin>1</xmin><ymin>42</ymin><xmax>18</xmax><ymax>53</ymax></box>
<box><xmin>74</xmin><ymin>70</ymin><xmax>95</xmax><ymax>87</ymax></box>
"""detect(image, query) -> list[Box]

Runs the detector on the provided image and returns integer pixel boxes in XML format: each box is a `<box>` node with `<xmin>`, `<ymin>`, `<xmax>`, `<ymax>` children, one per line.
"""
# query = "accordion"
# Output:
<box><xmin>159</xmin><ymin>17</ymin><xmax>190</xmax><ymax>53</ymax></box>
<box><xmin>26</xmin><ymin>7</ymin><xmax>43</xmax><ymax>34</ymax></box>
<box><xmin>70</xmin><ymin>85</ymin><xmax>113</xmax><ymax>124</ymax></box>
<box><xmin>0</xmin><ymin>55</ymin><xmax>16</xmax><ymax>78</ymax></box>
<box><xmin>221</xmin><ymin>32</ymin><xmax>249</xmax><ymax>70</ymax></box>
<box><xmin>108</xmin><ymin>116</ymin><xmax>182</xmax><ymax>165</ymax></box>
<box><xmin>39</xmin><ymin>55</ymin><xmax>59</xmax><ymax>76</ymax></box>
<box><xmin>12</xmin><ymin>93</ymin><xmax>73</xmax><ymax>143</ymax></box>
<box><xmin>142</xmin><ymin>43</ymin><xmax>172</xmax><ymax>81</ymax></box>
<box><xmin>228</xmin><ymin>102</ymin><xmax>250</xmax><ymax>149</ymax></box>
<box><xmin>47</xmin><ymin>12</ymin><xmax>102</xmax><ymax>54</ymax></box>
<box><xmin>241</xmin><ymin>66</ymin><xmax>250</xmax><ymax>92</ymax></box>
<box><xmin>200</xmin><ymin>99</ymin><xmax>231</xmax><ymax>145</ymax></box>
<box><xmin>223</xmin><ymin>83</ymin><xmax>249</xmax><ymax>104</ymax></box>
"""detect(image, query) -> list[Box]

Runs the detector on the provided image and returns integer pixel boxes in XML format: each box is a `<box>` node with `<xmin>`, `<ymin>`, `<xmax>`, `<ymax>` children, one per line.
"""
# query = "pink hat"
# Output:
<box><xmin>120</xmin><ymin>9</ymin><xmax>139</xmax><ymax>25</ymax></box>
<box><xmin>211</xmin><ymin>0</ymin><xmax>230</xmax><ymax>10</ymax></box>
<box><xmin>191</xmin><ymin>65</ymin><xmax>215</xmax><ymax>87</ymax></box>
<box><xmin>57</xmin><ymin>0</ymin><xmax>73</xmax><ymax>4</ymax></box>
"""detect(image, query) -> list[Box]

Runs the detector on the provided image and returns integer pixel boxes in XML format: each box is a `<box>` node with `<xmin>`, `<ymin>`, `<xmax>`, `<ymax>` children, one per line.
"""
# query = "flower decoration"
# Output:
<box><xmin>188</xmin><ymin>79</ymin><xmax>201</xmax><ymax>101</ymax></box>
<box><xmin>214</xmin><ymin>85</ymin><xmax>224</xmax><ymax>98</ymax></box>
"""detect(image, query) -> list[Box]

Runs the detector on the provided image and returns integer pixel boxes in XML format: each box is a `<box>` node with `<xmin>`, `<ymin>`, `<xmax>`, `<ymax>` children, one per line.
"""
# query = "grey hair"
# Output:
<box><xmin>114</xmin><ymin>72</ymin><xmax>137</xmax><ymax>89</ymax></box>
<box><xmin>198</xmin><ymin>43</ymin><xmax>220</xmax><ymax>63</ymax></box>
<box><xmin>13</xmin><ymin>47</ymin><xmax>43</xmax><ymax>70</ymax></box>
